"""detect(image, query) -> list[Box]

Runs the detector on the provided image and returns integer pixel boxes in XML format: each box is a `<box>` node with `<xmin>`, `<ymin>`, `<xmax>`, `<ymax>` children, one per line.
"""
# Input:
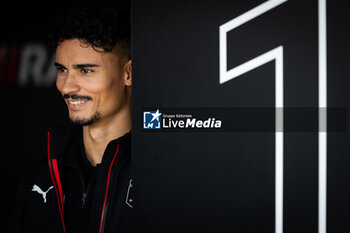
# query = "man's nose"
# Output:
<box><xmin>61</xmin><ymin>73</ymin><xmax>80</xmax><ymax>95</ymax></box>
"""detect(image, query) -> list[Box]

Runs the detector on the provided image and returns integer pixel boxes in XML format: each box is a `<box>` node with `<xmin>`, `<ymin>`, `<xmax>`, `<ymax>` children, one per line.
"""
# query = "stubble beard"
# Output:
<box><xmin>70</xmin><ymin>111</ymin><xmax>101</xmax><ymax>126</ymax></box>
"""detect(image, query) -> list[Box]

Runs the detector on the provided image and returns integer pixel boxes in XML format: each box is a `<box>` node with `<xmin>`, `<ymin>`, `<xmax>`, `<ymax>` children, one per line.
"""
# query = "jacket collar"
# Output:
<box><xmin>48</xmin><ymin>120</ymin><xmax>132</xmax><ymax>165</ymax></box>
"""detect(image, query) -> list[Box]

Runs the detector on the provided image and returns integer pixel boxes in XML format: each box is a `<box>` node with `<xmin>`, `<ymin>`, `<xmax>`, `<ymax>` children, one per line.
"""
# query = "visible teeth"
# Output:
<box><xmin>69</xmin><ymin>100</ymin><xmax>84</xmax><ymax>105</ymax></box>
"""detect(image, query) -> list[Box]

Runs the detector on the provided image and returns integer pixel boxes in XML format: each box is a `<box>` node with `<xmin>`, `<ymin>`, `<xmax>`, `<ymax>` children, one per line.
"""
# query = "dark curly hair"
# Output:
<box><xmin>47</xmin><ymin>1</ymin><xmax>130</xmax><ymax>59</ymax></box>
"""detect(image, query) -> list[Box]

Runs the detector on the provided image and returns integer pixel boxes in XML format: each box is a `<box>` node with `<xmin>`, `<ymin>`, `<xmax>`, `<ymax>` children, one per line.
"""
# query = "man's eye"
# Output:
<box><xmin>56</xmin><ymin>67</ymin><xmax>67</xmax><ymax>73</ymax></box>
<box><xmin>82</xmin><ymin>68</ymin><xmax>93</xmax><ymax>74</ymax></box>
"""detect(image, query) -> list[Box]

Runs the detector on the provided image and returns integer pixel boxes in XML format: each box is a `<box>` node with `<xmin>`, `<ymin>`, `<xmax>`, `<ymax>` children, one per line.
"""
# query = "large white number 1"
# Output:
<box><xmin>219</xmin><ymin>0</ymin><xmax>327</xmax><ymax>233</ymax></box>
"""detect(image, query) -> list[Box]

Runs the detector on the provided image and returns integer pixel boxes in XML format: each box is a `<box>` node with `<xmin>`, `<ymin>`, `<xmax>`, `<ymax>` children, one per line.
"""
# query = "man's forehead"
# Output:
<box><xmin>55</xmin><ymin>39</ymin><xmax>119</xmax><ymax>66</ymax></box>
<box><xmin>56</xmin><ymin>39</ymin><xmax>101</xmax><ymax>56</ymax></box>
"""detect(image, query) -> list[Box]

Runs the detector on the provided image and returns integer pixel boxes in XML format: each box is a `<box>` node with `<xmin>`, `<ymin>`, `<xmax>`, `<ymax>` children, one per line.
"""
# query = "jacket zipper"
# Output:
<box><xmin>98</xmin><ymin>143</ymin><xmax>120</xmax><ymax>233</ymax></box>
<box><xmin>48</xmin><ymin>130</ymin><xmax>122</xmax><ymax>233</ymax></box>
<box><xmin>64</xmin><ymin>164</ymin><xmax>98</xmax><ymax>209</ymax></box>
<box><xmin>47</xmin><ymin>131</ymin><xmax>67</xmax><ymax>233</ymax></box>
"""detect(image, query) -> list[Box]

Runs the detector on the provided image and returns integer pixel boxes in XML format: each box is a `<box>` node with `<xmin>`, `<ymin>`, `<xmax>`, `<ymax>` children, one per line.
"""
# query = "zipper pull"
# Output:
<box><xmin>81</xmin><ymin>193</ymin><xmax>87</xmax><ymax>209</ymax></box>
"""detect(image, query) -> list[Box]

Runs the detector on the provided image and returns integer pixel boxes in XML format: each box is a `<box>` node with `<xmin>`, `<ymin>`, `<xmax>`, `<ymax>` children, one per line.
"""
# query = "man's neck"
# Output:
<box><xmin>82</xmin><ymin>111</ymin><xmax>131</xmax><ymax>166</ymax></box>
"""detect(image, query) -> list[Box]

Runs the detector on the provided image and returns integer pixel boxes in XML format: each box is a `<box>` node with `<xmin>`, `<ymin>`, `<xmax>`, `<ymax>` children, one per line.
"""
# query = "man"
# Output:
<box><xmin>10</xmin><ymin>2</ymin><xmax>136</xmax><ymax>233</ymax></box>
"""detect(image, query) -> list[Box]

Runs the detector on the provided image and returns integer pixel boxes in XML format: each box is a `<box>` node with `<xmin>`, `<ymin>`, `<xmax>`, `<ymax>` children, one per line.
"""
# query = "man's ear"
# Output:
<box><xmin>124</xmin><ymin>60</ymin><xmax>132</xmax><ymax>86</ymax></box>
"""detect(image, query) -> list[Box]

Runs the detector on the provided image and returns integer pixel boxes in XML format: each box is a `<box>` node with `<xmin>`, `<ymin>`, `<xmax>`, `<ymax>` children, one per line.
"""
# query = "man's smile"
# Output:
<box><xmin>63</xmin><ymin>94</ymin><xmax>92</xmax><ymax>111</ymax></box>
<box><xmin>67</xmin><ymin>99</ymin><xmax>89</xmax><ymax>110</ymax></box>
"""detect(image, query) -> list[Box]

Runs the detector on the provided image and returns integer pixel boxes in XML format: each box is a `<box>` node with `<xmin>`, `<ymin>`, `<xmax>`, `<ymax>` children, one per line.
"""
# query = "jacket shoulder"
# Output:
<box><xmin>9</xmin><ymin>159</ymin><xmax>58</xmax><ymax>233</ymax></box>
<box><xmin>18</xmin><ymin>159</ymin><xmax>52</xmax><ymax>194</ymax></box>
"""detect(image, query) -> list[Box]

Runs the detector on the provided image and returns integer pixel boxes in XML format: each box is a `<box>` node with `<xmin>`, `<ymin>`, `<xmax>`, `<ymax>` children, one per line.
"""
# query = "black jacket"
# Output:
<box><xmin>9</xmin><ymin>122</ymin><xmax>136</xmax><ymax>233</ymax></box>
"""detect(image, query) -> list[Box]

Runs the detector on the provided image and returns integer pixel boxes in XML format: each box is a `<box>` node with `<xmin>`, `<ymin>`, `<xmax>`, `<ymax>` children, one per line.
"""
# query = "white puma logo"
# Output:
<box><xmin>31</xmin><ymin>184</ymin><xmax>53</xmax><ymax>203</ymax></box>
<box><xmin>125</xmin><ymin>179</ymin><xmax>133</xmax><ymax>208</ymax></box>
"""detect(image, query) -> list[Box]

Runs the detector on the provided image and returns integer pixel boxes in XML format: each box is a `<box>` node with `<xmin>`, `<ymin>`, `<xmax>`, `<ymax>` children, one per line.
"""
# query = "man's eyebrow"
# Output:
<box><xmin>54</xmin><ymin>62</ymin><xmax>66</xmax><ymax>69</ymax></box>
<box><xmin>73</xmin><ymin>63</ymin><xmax>100</xmax><ymax>69</ymax></box>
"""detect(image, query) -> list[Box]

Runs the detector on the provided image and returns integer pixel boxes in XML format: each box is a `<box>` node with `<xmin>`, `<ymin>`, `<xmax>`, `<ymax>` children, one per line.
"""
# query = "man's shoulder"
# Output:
<box><xmin>20</xmin><ymin>159</ymin><xmax>51</xmax><ymax>186</ymax></box>
<box><xmin>48</xmin><ymin>120</ymin><xmax>81</xmax><ymax>158</ymax></box>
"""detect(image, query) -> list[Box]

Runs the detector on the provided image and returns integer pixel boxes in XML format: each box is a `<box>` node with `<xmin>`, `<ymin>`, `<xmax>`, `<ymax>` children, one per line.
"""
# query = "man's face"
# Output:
<box><xmin>55</xmin><ymin>39</ymin><xmax>131</xmax><ymax>126</ymax></box>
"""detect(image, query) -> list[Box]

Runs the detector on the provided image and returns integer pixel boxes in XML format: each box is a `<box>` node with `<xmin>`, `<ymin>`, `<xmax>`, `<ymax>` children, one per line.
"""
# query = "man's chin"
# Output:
<box><xmin>70</xmin><ymin>112</ymin><xmax>101</xmax><ymax>126</ymax></box>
